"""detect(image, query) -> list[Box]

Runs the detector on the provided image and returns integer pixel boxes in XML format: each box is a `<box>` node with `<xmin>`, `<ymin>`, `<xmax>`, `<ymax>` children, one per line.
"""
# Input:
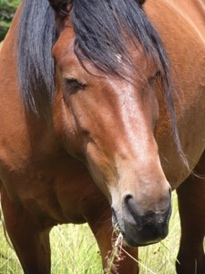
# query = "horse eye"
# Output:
<box><xmin>64</xmin><ymin>78</ymin><xmax>86</xmax><ymax>93</ymax></box>
<box><xmin>148</xmin><ymin>70</ymin><xmax>161</xmax><ymax>85</ymax></box>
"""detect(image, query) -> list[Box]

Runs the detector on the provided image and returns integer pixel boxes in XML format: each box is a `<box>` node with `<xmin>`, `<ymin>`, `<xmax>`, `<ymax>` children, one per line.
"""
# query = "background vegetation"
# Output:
<box><xmin>0</xmin><ymin>0</ymin><xmax>20</xmax><ymax>41</ymax></box>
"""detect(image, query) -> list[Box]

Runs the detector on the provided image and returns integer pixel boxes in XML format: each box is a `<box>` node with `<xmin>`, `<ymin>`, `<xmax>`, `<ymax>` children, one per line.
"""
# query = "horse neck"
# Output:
<box><xmin>167</xmin><ymin>0</ymin><xmax>205</xmax><ymax>38</ymax></box>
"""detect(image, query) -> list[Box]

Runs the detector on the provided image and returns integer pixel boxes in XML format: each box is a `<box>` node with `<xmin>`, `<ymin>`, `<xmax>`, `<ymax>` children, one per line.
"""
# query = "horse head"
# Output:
<box><xmin>49</xmin><ymin>0</ymin><xmax>172</xmax><ymax>247</ymax></box>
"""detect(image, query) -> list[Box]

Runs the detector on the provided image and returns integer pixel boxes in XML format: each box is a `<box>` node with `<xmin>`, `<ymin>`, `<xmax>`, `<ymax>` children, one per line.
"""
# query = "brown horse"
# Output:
<box><xmin>0</xmin><ymin>0</ymin><xmax>205</xmax><ymax>273</ymax></box>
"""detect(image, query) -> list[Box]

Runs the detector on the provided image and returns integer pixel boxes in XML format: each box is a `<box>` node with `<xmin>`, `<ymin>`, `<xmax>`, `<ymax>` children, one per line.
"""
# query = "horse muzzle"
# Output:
<box><xmin>111</xmin><ymin>192</ymin><xmax>172</xmax><ymax>247</ymax></box>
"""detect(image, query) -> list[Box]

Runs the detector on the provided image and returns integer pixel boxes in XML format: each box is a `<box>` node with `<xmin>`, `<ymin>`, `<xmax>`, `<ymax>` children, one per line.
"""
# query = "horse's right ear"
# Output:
<box><xmin>48</xmin><ymin>0</ymin><xmax>72</xmax><ymax>18</ymax></box>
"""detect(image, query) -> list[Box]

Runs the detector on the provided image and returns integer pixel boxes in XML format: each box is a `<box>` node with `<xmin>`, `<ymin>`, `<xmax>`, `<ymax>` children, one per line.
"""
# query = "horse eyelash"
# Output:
<box><xmin>64</xmin><ymin>78</ymin><xmax>86</xmax><ymax>93</ymax></box>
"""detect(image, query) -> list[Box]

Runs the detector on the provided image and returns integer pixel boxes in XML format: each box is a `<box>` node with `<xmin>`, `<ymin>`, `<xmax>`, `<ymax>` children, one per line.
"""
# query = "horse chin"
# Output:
<box><xmin>123</xmin><ymin>236</ymin><xmax>162</xmax><ymax>248</ymax></box>
<box><xmin>121</xmin><ymin>225</ymin><xmax>169</xmax><ymax>248</ymax></box>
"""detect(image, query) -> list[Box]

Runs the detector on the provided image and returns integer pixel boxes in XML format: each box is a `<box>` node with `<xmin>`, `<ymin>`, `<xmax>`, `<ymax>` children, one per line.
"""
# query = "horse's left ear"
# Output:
<box><xmin>48</xmin><ymin>0</ymin><xmax>72</xmax><ymax>18</ymax></box>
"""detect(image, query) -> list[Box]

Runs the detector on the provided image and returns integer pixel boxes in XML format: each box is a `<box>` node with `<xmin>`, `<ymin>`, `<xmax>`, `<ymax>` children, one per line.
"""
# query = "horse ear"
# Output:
<box><xmin>48</xmin><ymin>0</ymin><xmax>72</xmax><ymax>18</ymax></box>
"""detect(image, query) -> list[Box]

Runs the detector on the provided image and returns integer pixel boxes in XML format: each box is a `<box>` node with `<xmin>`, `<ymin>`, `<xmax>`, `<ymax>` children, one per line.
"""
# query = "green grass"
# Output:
<box><xmin>0</xmin><ymin>192</ymin><xmax>180</xmax><ymax>274</ymax></box>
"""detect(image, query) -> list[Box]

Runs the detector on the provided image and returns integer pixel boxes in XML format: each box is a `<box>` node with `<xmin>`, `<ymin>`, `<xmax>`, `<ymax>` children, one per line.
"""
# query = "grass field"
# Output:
<box><xmin>0</xmin><ymin>192</ymin><xmax>180</xmax><ymax>274</ymax></box>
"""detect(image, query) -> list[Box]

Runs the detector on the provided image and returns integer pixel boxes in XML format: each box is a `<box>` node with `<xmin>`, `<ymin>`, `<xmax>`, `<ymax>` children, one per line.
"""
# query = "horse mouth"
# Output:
<box><xmin>112</xmin><ymin>208</ymin><xmax>170</xmax><ymax>247</ymax></box>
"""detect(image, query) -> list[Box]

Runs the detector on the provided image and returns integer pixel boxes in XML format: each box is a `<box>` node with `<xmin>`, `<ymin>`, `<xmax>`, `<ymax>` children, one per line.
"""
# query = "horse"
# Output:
<box><xmin>0</xmin><ymin>0</ymin><xmax>205</xmax><ymax>273</ymax></box>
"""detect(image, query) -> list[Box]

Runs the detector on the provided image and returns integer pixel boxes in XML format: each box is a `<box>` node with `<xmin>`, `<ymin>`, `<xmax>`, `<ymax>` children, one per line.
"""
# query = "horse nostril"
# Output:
<box><xmin>124</xmin><ymin>194</ymin><xmax>133</xmax><ymax>204</ymax></box>
<box><xmin>123</xmin><ymin>191</ymin><xmax>171</xmax><ymax>223</ymax></box>
<box><xmin>124</xmin><ymin>194</ymin><xmax>137</xmax><ymax>213</ymax></box>
<box><xmin>123</xmin><ymin>194</ymin><xmax>143</xmax><ymax>220</ymax></box>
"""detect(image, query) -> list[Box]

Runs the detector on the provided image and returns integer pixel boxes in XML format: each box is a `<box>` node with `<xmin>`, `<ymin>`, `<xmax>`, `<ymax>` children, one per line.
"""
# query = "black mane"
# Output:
<box><xmin>17</xmin><ymin>0</ymin><xmax>185</xmax><ymax>162</ymax></box>
<box><xmin>18</xmin><ymin>0</ymin><xmax>56</xmax><ymax>114</ymax></box>
<box><xmin>72</xmin><ymin>0</ymin><xmax>165</xmax><ymax>79</ymax></box>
